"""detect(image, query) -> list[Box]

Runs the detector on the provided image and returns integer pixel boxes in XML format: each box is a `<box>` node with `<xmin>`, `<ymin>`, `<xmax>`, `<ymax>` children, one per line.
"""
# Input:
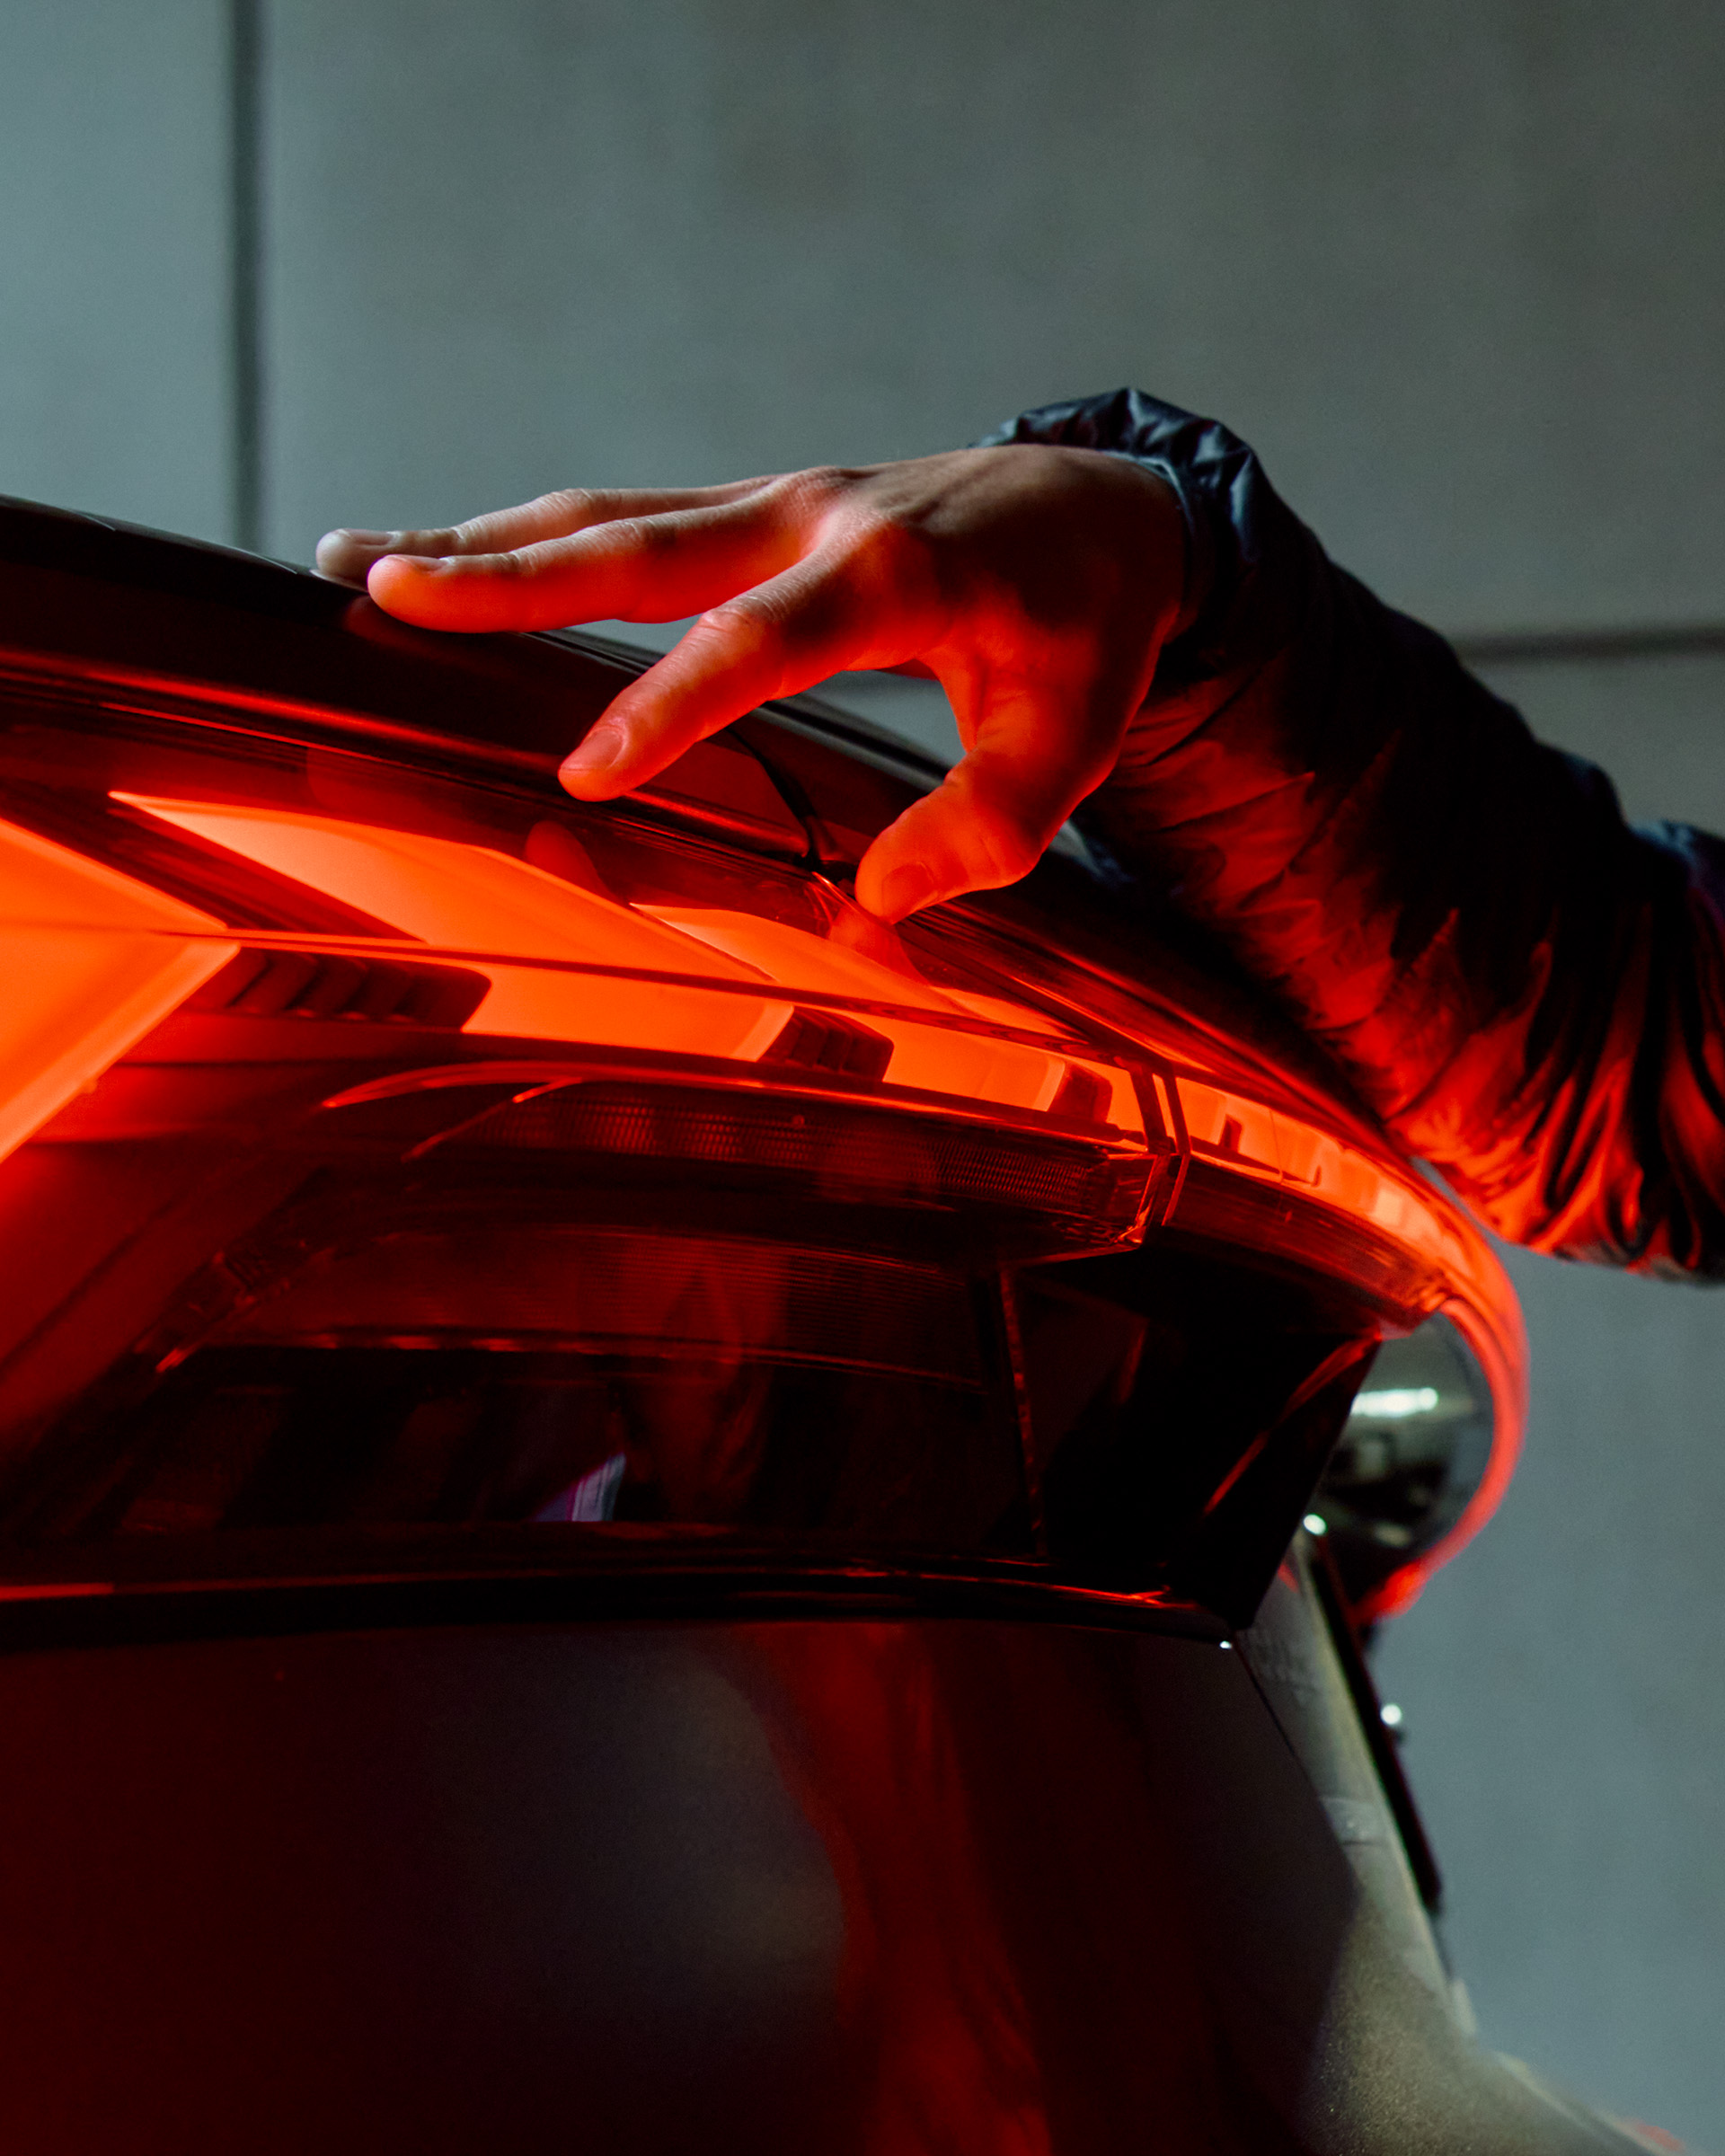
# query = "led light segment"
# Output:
<box><xmin>114</xmin><ymin>795</ymin><xmax>795</xmax><ymax>1059</ymax></box>
<box><xmin>111</xmin><ymin>797</ymin><xmax>1139</xmax><ymax>1130</ymax></box>
<box><xmin>1175</xmin><ymin>1080</ymin><xmax>1281</xmax><ymax>1176</ymax></box>
<box><xmin>642</xmin><ymin>906</ymin><xmax>969</xmax><ymax>1014</ymax></box>
<box><xmin>0</xmin><ymin>817</ymin><xmax>239</xmax><ymax>1169</ymax></box>
<box><xmin>647</xmin><ymin>905</ymin><xmax>1135</xmax><ymax>1126</ymax></box>
<box><xmin>113</xmin><ymin>797</ymin><xmax>767</xmax><ymax>977</ymax></box>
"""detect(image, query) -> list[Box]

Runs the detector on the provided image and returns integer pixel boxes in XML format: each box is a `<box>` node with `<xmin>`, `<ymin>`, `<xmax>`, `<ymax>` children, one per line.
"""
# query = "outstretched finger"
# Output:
<box><xmin>356</xmin><ymin>489</ymin><xmax>825</xmax><ymax>633</ymax></box>
<box><xmin>853</xmin><ymin>684</ymin><xmax>1130</xmax><ymax>921</ymax></box>
<box><xmin>559</xmin><ymin>542</ymin><xmax>946</xmax><ymax>799</ymax></box>
<box><xmin>314</xmin><ymin>479</ymin><xmax>774</xmax><ymax>584</ymax></box>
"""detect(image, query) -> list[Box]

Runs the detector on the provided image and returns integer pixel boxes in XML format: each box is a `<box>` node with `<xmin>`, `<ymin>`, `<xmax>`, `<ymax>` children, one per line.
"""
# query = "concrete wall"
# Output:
<box><xmin>4</xmin><ymin>1</ymin><xmax>1724</xmax><ymax>2139</ymax></box>
<box><xmin>261</xmin><ymin>0</ymin><xmax>1725</xmax><ymax>637</ymax></box>
<box><xmin>0</xmin><ymin>0</ymin><xmax>233</xmax><ymax>539</ymax></box>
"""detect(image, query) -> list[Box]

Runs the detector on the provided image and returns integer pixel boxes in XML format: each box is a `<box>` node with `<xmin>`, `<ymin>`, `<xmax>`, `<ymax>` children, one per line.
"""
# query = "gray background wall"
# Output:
<box><xmin>3</xmin><ymin>1</ymin><xmax>1723</xmax><ymax>2140</ymax></box>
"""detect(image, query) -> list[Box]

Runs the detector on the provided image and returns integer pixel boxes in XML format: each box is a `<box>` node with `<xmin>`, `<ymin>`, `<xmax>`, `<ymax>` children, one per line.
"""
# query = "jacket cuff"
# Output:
<box><xmin>977</xmin><ymin>387</ymin><xmax>1312</xmax><ymax>688</ymax></box>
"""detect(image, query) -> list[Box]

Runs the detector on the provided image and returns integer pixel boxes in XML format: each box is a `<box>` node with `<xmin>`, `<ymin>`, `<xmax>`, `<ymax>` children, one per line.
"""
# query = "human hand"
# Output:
<box><xmin>316</xmin><ymin>446</ymin><xmax>1183</xmax><ymax>921</ymax></box>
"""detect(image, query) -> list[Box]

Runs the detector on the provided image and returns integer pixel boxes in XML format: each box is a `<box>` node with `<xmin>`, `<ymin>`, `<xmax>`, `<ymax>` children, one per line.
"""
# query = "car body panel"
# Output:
<box><xmin>0</xmin><ymin>1589</ymin><xmax>1649</xmax><ymax>2156</ymax></box>
<box><xmin>0</xmin><ymin>498</ymin><xmax>1679</xmax><ymax>2152</ymax></box>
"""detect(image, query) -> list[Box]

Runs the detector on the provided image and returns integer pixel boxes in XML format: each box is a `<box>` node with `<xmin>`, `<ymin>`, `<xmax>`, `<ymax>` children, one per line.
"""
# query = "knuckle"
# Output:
<box><xmin>400</xmin><ymin>525</ymin><xmax>459</xmax><ymax>554</ymax></box>
<box><xmin>536</xmin><ymin>487</ymin><xmax>597</xmax><ymax>523</ymax></box>
<box><xmin>775</xmin><ymin>464</ymin><xmax>853</xmax><ymax>521</ymax></box>
<box><xmin>791</xmin><ymin>462</ymin><xmax>848</xmax><ymax>496</ymax></box>
<box><xmin>704</xmin><ymin>590</ymin><xmax>782</xmax><ymax>640</ymax></box>
<box><xmin>626</xmin><ymin>514</ymin><xmax>686</xmax><ymax>559</ymax></box>
<box><xmin>842</xmin><ymin>503</ymin><xmax>919</xmax><ymax>575</ymax></box>
<box><xmin>954</xmin><ymin>774</ymin><xmax>1048</xmax><ymax>887</ymax></box>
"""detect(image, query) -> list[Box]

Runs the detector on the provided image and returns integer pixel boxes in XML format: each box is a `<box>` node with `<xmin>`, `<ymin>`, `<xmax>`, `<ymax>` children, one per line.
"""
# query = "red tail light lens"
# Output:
<box><xmin>0</xmin><ymin>689</ymin><xmax>1523</xmax><ymax>1616</ymax></box>
<box><xmin>0</xmin><ymin>711</ymin><xmax>1167</xmax><ymax>1568</ymax></box>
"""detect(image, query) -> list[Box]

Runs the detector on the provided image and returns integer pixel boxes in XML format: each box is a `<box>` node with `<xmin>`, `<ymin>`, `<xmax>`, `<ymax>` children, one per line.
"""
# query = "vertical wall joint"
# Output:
<box><xmin>229</xmin><ymin>0</ymin><xmax>263</xmax><ymax>553</ymax></box>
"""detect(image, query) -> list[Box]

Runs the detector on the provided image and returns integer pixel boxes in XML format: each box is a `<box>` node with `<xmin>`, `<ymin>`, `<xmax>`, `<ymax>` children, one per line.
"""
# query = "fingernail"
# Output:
<box><xmin>380</xmin><ymin>551</ymin><xmax>447</xmax><ymax>574</ymax></box>
<box><xmin>338</xmin><ymin>529</ymin><xmax>396</xmax><ymax>545</ymax></box>
<box><xmin>873</xmin><ymin>862</ymin><xmax>940</xmax><ymax>922</ymax></box>
<box><xmin>560</xmin><ymin>727</ymin><xmax>628</xmax><ymax>792</ymax></box>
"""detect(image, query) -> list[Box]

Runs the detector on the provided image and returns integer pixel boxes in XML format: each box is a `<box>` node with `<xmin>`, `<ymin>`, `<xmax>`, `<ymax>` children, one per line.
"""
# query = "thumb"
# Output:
<box><xmin>854</xmin><ymin>694</ymin><xmax>1128</xmax><ymax>922</ymax></box>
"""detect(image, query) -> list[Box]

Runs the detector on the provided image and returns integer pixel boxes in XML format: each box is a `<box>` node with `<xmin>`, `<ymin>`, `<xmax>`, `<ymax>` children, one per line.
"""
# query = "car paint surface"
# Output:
<box><xmin>0</xmin><ymin>1586</ymin><xmax>1649</xmax><ymax>2155</ymax></box>
<box><xmin>0</xmin><ymin>498</ymin><xmax>1680</xmax><ymax>2153</ymax></box>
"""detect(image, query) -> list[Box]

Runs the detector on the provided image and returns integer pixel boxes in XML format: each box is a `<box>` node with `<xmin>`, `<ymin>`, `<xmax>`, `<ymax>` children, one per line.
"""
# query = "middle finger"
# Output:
<box><xmin>560</xmin><ymin>540</ymin><xmax>947</xmax><ymax>796</ymax></box>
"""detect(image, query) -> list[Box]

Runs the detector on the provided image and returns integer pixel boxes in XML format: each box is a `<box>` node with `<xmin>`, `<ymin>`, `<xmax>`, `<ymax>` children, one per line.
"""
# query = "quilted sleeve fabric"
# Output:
<box><xmin>986</xmin><ymin>389</ymin><xmax>1725</xmax><ymax>1273</ymax></box>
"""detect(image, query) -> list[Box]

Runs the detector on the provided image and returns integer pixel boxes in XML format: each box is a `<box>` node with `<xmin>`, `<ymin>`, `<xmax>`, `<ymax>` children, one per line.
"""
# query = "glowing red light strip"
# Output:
<box><xmin>0</xmin><ymin>817</ymin><xmax>239</xmax><ymax>1169</ymax></box>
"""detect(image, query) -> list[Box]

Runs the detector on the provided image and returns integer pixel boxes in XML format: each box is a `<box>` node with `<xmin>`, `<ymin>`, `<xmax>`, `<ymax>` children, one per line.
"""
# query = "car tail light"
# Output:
<box><xmin>0</xmin><ymin>681</ymin><xmax>1524</xmax><ymax>1619</ymax></box>
<box><xmin>0</xmin><ymin>711</ymin><xmax>1177</xmax><ymax>1563</ymax></box>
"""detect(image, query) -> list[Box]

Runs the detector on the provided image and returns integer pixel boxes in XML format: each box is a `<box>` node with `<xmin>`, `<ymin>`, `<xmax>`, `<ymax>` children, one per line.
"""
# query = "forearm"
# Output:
<box><xmin>994</xmin><ymin>391</ymin><xmax>1725</xmax><ymax>1272</ymax></box>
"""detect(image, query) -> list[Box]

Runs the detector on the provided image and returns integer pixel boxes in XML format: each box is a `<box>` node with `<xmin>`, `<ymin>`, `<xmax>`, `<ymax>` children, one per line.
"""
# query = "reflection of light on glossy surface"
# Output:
<box><xmin>115</xmin><ymin>796</ymin><xmax>765</xmax><ymax>978</ymax></box>
<box><xmin>465</xmin><ymin>966</ymin><xmax>790</xmax><ymax>1061</ymax></box>
<box><xmin>0</xmin><ymin>817</ymin><xmax>238</xmax><ymax>1169</ymax></box>
<box><xmin>1302</xmin><ymin>1512</ymin><xmax>1329</xmax><ymax>1536</ymax></box>
<box><xmin>646</xmin><ymin>905</ymin><xmax>966</xmax><ymax>1013</ymax></box>
<box><xmin>750</xmin><ymin>1625</ymin><xmax>1054</xmax><ymax>2153</ymax></box>
<box><xmin>1349</xmin><ymin>1386</ymin><xmax>1439</xmax><ymax>1419</ymax></box>
<box><xmin>1174</xmin><ymin>1065</ymin><xmax>1526</xmax><ymax>1617</ymax></box>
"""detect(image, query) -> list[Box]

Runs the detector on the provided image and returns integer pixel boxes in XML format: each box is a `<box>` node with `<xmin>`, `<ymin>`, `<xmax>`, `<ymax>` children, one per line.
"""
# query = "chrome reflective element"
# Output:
<box><xmin>1352</xmin><ymin>1385</ymin><xmax>1438</xmax><ymax>1418</ymax></box>
<box><xmin>1314</xmin><ymin>1312</ymin><xmax>1497</xmax><ymax>1616</ymax></box>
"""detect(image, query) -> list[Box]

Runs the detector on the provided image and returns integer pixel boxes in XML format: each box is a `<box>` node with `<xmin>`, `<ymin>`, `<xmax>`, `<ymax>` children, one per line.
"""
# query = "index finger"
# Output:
<box><xmin>560</xmin><ymin>539</ymin><xmax>947</xmax><ymax>796</ymax></box>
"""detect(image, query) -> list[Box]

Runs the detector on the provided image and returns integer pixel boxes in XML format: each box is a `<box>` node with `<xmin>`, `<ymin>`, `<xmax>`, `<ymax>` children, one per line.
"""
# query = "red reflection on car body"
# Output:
<box><xmin>747</xmin><ymin>1623</ymin><xmax>1054</xmax><ymax>2156</ymax></box>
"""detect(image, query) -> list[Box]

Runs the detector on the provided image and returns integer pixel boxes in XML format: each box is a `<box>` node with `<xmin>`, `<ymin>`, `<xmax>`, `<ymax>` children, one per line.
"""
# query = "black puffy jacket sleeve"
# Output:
<box><xmin>985</xmin><ymin>388</ymin><xmax>1725</xmax><ymax>1276</ymax></box>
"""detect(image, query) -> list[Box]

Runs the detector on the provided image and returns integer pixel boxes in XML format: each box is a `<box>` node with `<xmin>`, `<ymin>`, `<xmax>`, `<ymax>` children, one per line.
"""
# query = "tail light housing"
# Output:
<box><xmin>0</xmin><ymin>570</ymin><xmax>1525</xmax><ymax>1622</ymax></box>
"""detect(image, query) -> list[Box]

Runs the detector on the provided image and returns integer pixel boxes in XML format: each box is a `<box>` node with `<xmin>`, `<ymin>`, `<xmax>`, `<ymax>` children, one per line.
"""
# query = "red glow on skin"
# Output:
<box><xmin>327</xmin><ymin>447</ymin><xmax>1187</xmax><ymax>925</ymax></box>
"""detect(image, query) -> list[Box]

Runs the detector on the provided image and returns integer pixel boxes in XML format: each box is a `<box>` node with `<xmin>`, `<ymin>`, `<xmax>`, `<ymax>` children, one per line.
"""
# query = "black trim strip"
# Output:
<box><xmin>0</xmin><ymin>1569</ymin><xmax>1225</xmax><ymax>1647</ymax></box>
<box><xmin>1308</xmin><ymin>1533</ymin><xmax>1445</xmax><ymax>1913</ymax></box>
<box><xmin>0</xmin><ymin>1561</ymin><xmax>1225</xmax><ymax>1655</ymax></box>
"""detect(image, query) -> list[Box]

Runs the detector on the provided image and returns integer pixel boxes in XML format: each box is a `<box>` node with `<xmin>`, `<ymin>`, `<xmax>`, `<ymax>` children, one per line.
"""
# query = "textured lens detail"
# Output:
<box><xmin>1170</xmin><ymin>1158</ymin><xmax>1442</xmax><ymax>1321</ymax></box>
<box><xmin>444</xmin><ymin>1082</ymin><xmax>1150</xmax><ymax>1241</ymax></box>
<box><xmin>216</xmin><ymin>1228</ymin><xmax>986</xmax><ymax>1388</ymax></box>
<box><xmin>185</xmin><ymin>948</ymin><xmax>488</xmax><ymax>1029</ymax></box>
<box><xmin>761</xmin><ymin>1007</ymin><xmax>895</xmax><ymax>1083</ymax></box>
